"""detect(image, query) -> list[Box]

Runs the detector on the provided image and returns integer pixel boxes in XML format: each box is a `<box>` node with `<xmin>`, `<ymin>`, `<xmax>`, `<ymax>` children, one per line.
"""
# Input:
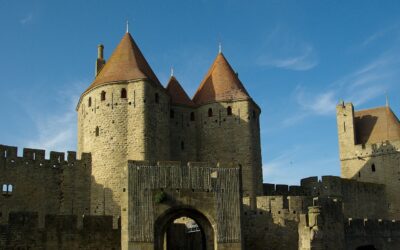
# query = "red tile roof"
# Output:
<box><xmin>85</xmin><ymin>32</ymin><xmax>161</xmax><ymax>93</ymax></box>
<box><xmin>354</xmin><ymin>106</ymin><xmax>400</xmax><ymax>144</ymax></box>
<box><xmin>166</xmin><ymin>76</ymin><xmax>195</xmax><ymax>107</ymax></box>
<box><xmin>192</xmin><ymin>53</ymin><xmax>250</xmax><ymax>105</ymax></box>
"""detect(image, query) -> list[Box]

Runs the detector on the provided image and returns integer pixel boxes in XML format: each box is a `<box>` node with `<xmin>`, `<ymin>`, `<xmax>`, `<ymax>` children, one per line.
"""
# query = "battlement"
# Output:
<box><xmin>345</xmin><ymin>218</ymin><xmax>400</xmax><ymax>232</ymax></box>
<box><xmin>0</xmin><ymin>144</ymin><xmax>91</xmax><ymax>168</ymax></box>
<box><xmin>263</xmin><ymin>183</ymin><xmax>305</xmax><ymax>196</ymax></box>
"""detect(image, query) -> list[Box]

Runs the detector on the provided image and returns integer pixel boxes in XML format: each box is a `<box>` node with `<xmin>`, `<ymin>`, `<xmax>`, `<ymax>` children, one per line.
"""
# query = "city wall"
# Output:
<box><xmin>0</xmin><ymin>144</ymin><xmax>92</xmax><ymax>227</ymax></box>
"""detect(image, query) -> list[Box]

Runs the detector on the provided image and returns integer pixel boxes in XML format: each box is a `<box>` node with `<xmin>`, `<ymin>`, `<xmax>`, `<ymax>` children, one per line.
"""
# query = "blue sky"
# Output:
<box><xmin>1</xmin><ymin>0</ymin><xmax>400</xmax><ymax>185</ymax></box>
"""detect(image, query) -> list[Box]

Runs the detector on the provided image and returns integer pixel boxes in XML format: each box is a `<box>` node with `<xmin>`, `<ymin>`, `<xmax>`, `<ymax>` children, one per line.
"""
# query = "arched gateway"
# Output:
<box><xmin>121</xmin><ymin>161</ymin><xmax>243</xmax><ymax>250</ymax></box>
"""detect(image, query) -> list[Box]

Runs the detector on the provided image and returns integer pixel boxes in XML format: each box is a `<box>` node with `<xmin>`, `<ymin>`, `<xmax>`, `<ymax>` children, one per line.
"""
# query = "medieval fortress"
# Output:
<box><xmin>1</xmin><ymin>30</ymin><xmax>400</xmax><ymax>250</ymax></box>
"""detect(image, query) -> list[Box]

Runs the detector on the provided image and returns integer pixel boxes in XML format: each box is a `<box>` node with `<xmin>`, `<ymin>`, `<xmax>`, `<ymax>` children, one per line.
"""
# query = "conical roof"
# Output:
<box><xmin>354</xmin><ymin>106</ymin><xmax>400</xmax><ymax>144</ymax></box>
<box><xmin>85</xmin><ymin>32</ymin><xmax>161</xmax><ymax>93</ymax></box>
<box><xmin>166</xmin><ymin>76</ymin><xmax>195</xmax><ymax>107</ymax></box>
<box><xmin>192</xmin><ymin>53</ymin><xmax>250</xmax><ymax>105</ymax></box>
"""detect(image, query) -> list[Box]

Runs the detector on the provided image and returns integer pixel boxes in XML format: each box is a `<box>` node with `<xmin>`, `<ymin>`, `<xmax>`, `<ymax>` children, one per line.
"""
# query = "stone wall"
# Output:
<box><xmin>300</xmin><ymin>175</ymin><xmax>387</xmax><ymax>219</ymax></box>
<box><xmin>169</xmin><ymin>104</ymin><xmax>197</xmax><ymax>163</ymax></box>
<box><xmin>344</xmin><ymin>218</ymin><xmax>400</xmax><ymax>250</ymax></box>
<box><xmin>0</xmin><ymin>212</ymin><xmax>120</xmax><ymax>249</ymax></box>
<box><xmin>0</xmin><ymin>145</ymin><xmax>91</xmax><ymax>228</ymax></box>
<box><xmin>242</xmin><ymin>193</ymin><xmax>312</xmax><ymax>250</ymax></box>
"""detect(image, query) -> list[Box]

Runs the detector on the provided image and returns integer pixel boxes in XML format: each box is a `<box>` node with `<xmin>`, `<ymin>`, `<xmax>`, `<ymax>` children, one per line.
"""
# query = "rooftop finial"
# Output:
<box><xmin>218</xmin><ymin>42</ymin><xmax>222</xmax><ymax>54</ymax></box>
<box><xmin>170</xmin><ymin>66</ymin><xmax>174</xmax><ymax>77</ymax></box>
<box><xmin>126</xmin><ymin>20</ymin><xmax>129</xmax><ymax>33</ymax></box>
<box><xmin>386</xmin><ymin>92</ymin><xmax>389</xmax><ymax>107</ymax></box>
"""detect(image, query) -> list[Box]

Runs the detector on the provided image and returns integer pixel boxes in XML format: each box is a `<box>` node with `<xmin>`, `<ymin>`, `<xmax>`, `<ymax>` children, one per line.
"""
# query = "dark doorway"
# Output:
<box><xmin>154</xmin><ymin>208</ymin><xmax>214</xmax><ymax>250</ymax></box>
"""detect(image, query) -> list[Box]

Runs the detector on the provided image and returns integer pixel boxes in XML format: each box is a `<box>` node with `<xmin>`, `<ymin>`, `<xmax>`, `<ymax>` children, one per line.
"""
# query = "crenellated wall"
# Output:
<box><xmin>300</xmin><ymin>175</ymin><xmax>388</xmax><ymax>219</ymax></box>
<box><xmin>344</xmin><ymin>218</ymin><xmax>400</xmax><ymax>249</ymax></box>
<box><xmin>0</xmin><ymin>144</ymin><xmax>91</xmax><ymax>227</ymax></box>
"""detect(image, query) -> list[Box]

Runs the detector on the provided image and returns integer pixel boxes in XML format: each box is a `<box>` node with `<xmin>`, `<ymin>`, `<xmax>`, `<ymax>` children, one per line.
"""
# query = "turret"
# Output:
<box><xmin>77</xmin><ymin>32</ymin><xmax>170</xmax><ymax>225</ymax></box>
<box><xmin>166</xmin><ymin>75</ymin><xmax>197</xmax><ymax>162</ymax></box>
<box><xmin>192</xmin><ymin>52</ymin><xmax>263</xmax><ymax>209</ymax></box>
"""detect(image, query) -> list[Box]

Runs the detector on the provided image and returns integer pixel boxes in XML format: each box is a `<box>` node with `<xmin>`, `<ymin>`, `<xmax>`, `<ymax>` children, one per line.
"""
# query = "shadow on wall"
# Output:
<box><xmin>242</xmin><ymin>202</ymin><xmax>301</xmax><ymax>250</ymax></box>
<box><xmin>354</xmin><ymin>115</ymin><xmax>378</xmax><ymax>145</ymax></box>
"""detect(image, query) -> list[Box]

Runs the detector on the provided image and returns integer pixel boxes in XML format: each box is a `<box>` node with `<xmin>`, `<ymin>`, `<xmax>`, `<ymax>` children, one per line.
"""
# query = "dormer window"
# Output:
<box><xmin>227</xmin><ymin>106</ymin><xmax>232</xmax><ymax>116</ymax></box>
<box><xmin>121</xmin><ymin>88</ymin><xmax>127</xmax><ymax>99</ymax></box>
<box><xmin>208</xmin><ymin>108</ymin><xmax>213</xmax><ymax>117</ymax></box>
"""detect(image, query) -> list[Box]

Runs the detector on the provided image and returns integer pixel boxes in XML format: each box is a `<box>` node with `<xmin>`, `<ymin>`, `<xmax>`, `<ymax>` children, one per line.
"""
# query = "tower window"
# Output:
<box><xmin>95</xmin><ymin>126</ymin><xmax>99</xmax><ymax>137</ymax></box>
<box><xmin>253</xmin><ymin>110</ymin><xmax>256</xmax><ymax>118</ymax></box>
<box><xmin>181</xmin><ymin>141</ymin><xmax>185</xmax><ymax>150</ymax></box>
<box><xmin>121</xmin><ymin>88</ymin><xmax>127</xmax><ymax>99</ymax></box>
<box><xmin>101</xmin><ymin>91</ymin><xmax>106</xmax><ymax>101</ymax></box>
<box><xmin>227</xmin><ymin>106</ymin><xmax>232</xmax><ymax>116</ymax></box>
<box><xmin>2</xmin><ymin>184</ymin><xmax>13</xmax><ymax>196</ymax></box>
<box><xmin>358</xmin><ymin>172</ymin><xmax>361</xmax><ymax>178</ymax></box>
<box><xmin>170</xmin><ymin>109</ymin><xmax>175</xmax><ymax>119</ymax></box>
<box><xmin>190</xmin><ymin>112</ymin><xmax>195</xmax><ymax>121</ymax></box>
<box><xmin>155</xmin><ymin>93</ymin><xmax>159</xmax><ymax>103</ymax></box>
<box><xmin>208</xmin><ymin>108</ymin><xmax>213</xmax><ymax>117</ymax></box>
<box><xmin>88</xmin><ymin>97</ymin><xmax>92</xmax><ymax>107</ymax></box>
<box><xmin>371</xmin><ymin>163</ymin><xmax>376</xmax><ymax>172</ymax></box>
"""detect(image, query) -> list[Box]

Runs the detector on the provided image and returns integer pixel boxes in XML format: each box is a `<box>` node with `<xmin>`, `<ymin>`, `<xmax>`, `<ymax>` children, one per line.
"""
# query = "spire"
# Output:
<box><xmin>85</xmin><ymin>32</ymin><xmax>161</xmax><ymax>93</ymax></box>
<box><xmin>193</xmin><ymin>53</ymin><xmax>250</xmax><ymax>105</ymax></box>
<box><xmin>386</xmin><ymin>93</ymin><xmax>389</xmax><ymax>107</ymax></box>
<box><xmin>166</xmin><ymin>76</ymin><xmax>195</xmax><ymax>107</ymax></box>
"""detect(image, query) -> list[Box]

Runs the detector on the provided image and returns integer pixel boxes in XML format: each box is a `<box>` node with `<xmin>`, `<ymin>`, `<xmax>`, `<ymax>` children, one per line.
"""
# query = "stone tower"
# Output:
<box><xmin>192</xmin><ymin>52</ymin><xmax>263</xmax><ymax>206</ymax></box>
<box><xmin>336</xmin><ymin>102</ymin><xmax>400</xmax><ymax>218</ymax></box>
<box><xmin>77</xmin><ymin>32</ymin><xmax>170</xmax><ymax>221</ymax></box>
<box><xmin>166</xmin><ymin>76</ymin><xmax>197</xmax><ymax>163</ymax></box>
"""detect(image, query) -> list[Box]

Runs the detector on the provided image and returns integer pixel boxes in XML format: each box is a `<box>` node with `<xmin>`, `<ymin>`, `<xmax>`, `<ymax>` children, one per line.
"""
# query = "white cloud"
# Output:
<box><xmin>257</xmin><ymin>27</ymin><xmax>318</xmax><ymax>71</ymax></box>
<box><xmin>23</xmin><ymin>80</ymin><xmax>86</xmax><ymax>154</ymax></box>
<box><xmin>20</xmin><ymin>13</ymin><xmax>33</xmax><ymax>25</ymax></box>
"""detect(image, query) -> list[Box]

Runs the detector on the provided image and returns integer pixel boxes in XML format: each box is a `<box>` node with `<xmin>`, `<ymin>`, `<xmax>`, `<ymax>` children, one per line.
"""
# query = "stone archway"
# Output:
<box><xmin>154</xmin><ymin>207</ymin><xmax>215</xmax><ymax>250</ymax></box>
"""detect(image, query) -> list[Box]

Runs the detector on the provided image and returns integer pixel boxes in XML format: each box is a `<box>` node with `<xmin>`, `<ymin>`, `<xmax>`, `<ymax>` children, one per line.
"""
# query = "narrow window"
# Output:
<box><xmin>371</xmin><ymin>163</ymin><xmax>376</xmax><ymax>172</ymax></box>
<box><xmin>101</xmin><ymin>91</ymin><xmax>106</xmax><ymax>101</ymax></box>
<box><xmin>7</xmin><ymin>185</ymin><xmax>12</xmax><ymax>193</ymax></box>
<box><xmin>227</xmin><ymin>106</ymin><xmax>232</xmax><ymax>116</ymax></box>
<box><xmin>190</xmin><ymin>112</ymin><xmax>195</xmax><ymax>121</ymax></box>
<box><xmin>181</xmin><ymin>141</ymin><xmax>185</xmax><ymax>150</ymax></box>
<box><xmin>208</xmin><ymin>108</ymin><xmax>213</xmax><ymax>117</ymax></box>
<box><xmin>358</xmin><ymin>172</ymin><xmax>361</xmax><ymax>178</ymax></box>
<box><xmin>253</xmin><ymin>110</ymin><xmax>256</xmax><ymax>119</ymax></box>
<box><xmin>121</xmin><ymin>88</ymin><xmax>127</xmax><ymax>98</ymax></box>
<box><xmin>155</xmin><ymin>93</ymin><xmax>159</xmax><ymax>103</ymax></box>
<box><xmin>344</xmin><ymin>122</ymin><xmax>346</xmax><ymax>132</ymax></box>
<box><xmin>2</xmin><ymin>184</ymin><xmax>7</xmax><ymax>193</ymax></box>
<box><xmin>95</xmin><ymin>126</ymin><xmax>99</xmax><ymax>137</ymax></box>
<box><xmin>170</xmin><ymin>109</ymin><xmax>175</xmax><ymax>119</ymax></box>
<box><xmin>88</xmin><ymin>97</ymin><xmax>92</xmax><ymax>107</ymax></box>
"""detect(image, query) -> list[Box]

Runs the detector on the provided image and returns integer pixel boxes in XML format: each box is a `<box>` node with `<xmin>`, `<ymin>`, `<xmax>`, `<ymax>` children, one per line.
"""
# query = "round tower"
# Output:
<box><xmin>77</xmin><ymin>32</ymin><xmax>170</xmax><ymax>223</ymax></box>
<box><xmin>192</xmin><ymin>52</ymin><xmax>263</xmax><ymax>208</ymax></box>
